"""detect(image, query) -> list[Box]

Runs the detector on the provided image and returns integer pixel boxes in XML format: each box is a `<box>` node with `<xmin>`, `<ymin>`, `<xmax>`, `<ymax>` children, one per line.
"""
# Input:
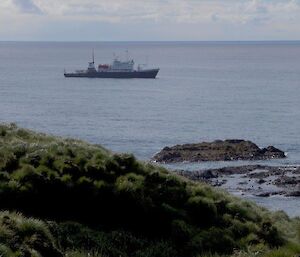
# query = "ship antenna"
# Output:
<box><xmin>92</xmin><ymin>49</ymin><xmax>95</xmax><ymax>64</ymax></box>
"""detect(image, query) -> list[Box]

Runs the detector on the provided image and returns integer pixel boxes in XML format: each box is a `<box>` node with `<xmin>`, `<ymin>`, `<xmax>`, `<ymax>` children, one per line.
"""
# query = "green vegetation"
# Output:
<box><xmin>0</xmin><ymin>211</ymin><xmax>62</xmax><ymax>257</ymax></box>
<box><xmin>0</xmin><ymin>123</ymin><xmax>299</xmax><ymax>257</ymax></box>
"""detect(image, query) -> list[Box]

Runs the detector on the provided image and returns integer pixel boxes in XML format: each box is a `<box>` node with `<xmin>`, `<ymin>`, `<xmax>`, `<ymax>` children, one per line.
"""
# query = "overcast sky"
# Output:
<box><xmin>1</xmin><ymin>0</ymin><xmax>300</xmax><ymax>41</ymax></box>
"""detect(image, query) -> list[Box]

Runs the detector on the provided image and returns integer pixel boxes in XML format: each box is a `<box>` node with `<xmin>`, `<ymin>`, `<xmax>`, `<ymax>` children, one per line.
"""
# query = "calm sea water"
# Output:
<box><xmin>0</xmin><ymin>41</ymin><xmax>299</xmax><ymax>215</ymax></box>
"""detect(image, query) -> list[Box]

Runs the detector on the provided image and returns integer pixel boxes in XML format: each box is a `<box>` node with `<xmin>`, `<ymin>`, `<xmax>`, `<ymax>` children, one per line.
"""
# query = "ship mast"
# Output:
<box><xmin>87</xmin><ymin>49</ymin><xmax>96</xmax><ymax>72</ymax></box>
<box><xmin>126</xmin><ymin>49</ymin><xmax>129</xmax><ymax>61</ymax></box>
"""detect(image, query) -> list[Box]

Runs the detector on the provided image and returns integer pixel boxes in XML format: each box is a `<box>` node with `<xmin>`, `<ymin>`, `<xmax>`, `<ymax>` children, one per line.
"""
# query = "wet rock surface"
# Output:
<box><xmin>153</xmin><ymin>139</ymin><xmax>286</xmax><ymax>163</ymax></box>
<box><xmin>177</xmin><ymin>165</ymin><xmax>300</xmax><ymax>197</ymax></box>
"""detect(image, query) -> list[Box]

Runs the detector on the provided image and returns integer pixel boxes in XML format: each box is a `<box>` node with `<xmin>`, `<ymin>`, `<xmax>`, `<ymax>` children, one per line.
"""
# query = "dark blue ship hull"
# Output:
<box><xmin>64</xmin><ymin>69</ymin><xmax>159</xmax><ymax>79</ymax></box>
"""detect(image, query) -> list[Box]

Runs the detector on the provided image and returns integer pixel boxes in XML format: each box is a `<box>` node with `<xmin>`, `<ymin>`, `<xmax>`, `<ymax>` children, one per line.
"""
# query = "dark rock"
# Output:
<box><xmin>256</xmin><ymin>191</ymin><xmax>282</xmax><ymax>197</ymax></box>
<box><xmin>153</xmin><ymin>139</ymin><xmax>285</xmax><ymax>163</ymax></box>
<box><xmin>212</xmin><ymin>180</ymin><xmax>226</xmax><ymax>187</ymax></box>
<box><xmin>177</xmin><ymin>165</ymin><xmax>300</xmax><ymax>197</ymax></box>
<box><xmin>215</xmin><ymin>165</ymin><xmax>265</xmax><ymax>175</ymax></box>
<box><xmin>177</xmin><ymin>165</ymin><xmax>300</xmax><ymax>198</ymax></box>
<box><xmin>286</xmin><ymin>191</ymin><xmax>300</xmax><ymax>197</ymax></box>
<box><xmin>261</xmin><ymin>146</ymin><xmax>286</xmax><ymax>159</ymax></box>
<box><xmin>248</xmin><ymin>171</ymin><xmax>270</xmax><ymax>179</ymax></box>
<box><xmin>177</xmin><ymin>169</ymin><xmax>218</xmax><ymax>181</ymax></box>
<box><xmin>202</xmin><ymin>170</ymin><xmax>218</xmax><ymax>179</ymax></box>
<box><xmin>257</xmin><ymin>179</ymin><xmax>266</xmax><ymax>184</ymax></box>
<box><xmin>274</xmin><ymin>176</ymin><xmax>299</xmax><ymax>186</ymax></box>
<box><xmin>256</xmin><ymin>192</ymin><xmax>272</xmax><ymax>197</ymax></box>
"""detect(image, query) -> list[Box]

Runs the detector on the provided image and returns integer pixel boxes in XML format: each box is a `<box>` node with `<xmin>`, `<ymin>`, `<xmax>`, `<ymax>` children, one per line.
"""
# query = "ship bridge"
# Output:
<box><xmin>111</xmin><ymin>59</ymin><xmax>134</xmax><ymax>71</ymax></box>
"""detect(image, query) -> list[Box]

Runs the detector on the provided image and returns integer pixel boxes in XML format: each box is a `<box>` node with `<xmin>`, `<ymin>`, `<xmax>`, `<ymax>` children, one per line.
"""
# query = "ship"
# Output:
<box><xmin>64</xmin><ymin>52</ymin><xmax>159</xmax><ymax>79</ymax></box>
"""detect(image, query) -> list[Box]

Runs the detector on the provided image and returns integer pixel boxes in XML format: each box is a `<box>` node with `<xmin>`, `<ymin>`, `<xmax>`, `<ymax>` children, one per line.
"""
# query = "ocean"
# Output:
<box><xmin>0</xmin><ymin>41</ymin><xmax>299</xmax><ymax>215</ymax></box>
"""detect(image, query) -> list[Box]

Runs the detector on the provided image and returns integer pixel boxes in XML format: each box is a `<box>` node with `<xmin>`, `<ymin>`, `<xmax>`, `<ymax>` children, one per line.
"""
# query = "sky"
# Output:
<box><xmin>1</xmin><ymin>0</ymin><xmax>300</xmax><ymax>41</ymax></box>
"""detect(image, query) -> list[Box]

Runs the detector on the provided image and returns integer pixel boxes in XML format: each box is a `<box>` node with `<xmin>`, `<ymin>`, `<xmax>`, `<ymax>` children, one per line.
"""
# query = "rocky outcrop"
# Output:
<box><xmin>177</xmin><ymin>165</ymin><xmax>300</xmax><ymax>197</ymax></box>
<box><xmin>153</xmin><ymin>139</ymin><xmax>286</xmax><ymax>163</ymax></box>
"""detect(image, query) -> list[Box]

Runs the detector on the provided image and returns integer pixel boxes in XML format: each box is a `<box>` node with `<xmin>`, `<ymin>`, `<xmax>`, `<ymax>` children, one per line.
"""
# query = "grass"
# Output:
<box><xmin>0</xmin><ymin>211</ymin><xmax>62</xmax><ymax>257</ymax></box>
<box><xmin>0</xmin><ymin>123</ymin><xmax>299</xmax><ymax>257</ymax></box>
<box><xmin>65</xmin><ymin>250</ymin><xmax>105</xmax><ymax>257</ymax></box>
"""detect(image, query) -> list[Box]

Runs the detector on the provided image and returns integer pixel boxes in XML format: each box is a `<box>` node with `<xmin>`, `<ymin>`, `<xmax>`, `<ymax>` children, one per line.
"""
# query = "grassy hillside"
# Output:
<box><xmin>0</xmin><ymin>123</ymin><xmax>299</xmax><ymax>257</ymax></box>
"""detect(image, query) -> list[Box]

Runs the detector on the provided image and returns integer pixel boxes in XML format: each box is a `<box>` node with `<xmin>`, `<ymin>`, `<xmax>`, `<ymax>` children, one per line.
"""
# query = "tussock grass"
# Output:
<box><xmin>0</xmin><ymin>123</ymin><xmax>299</xmax><ymax>257</ymax></box>
<box><xmin>0</xmin><ymin>211</ymin><xmax>62</xmax><ymax>257</ymax></box>
<box><xmin>65</xmin><ymin>250</ymin><xmax>105</xmax><ymax>257</ymax></box>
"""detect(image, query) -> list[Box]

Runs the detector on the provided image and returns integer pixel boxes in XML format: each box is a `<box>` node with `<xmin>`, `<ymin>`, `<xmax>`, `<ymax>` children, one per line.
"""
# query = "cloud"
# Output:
<box><xmin>38</xmin><ymin>0</ymin><xmax>300</xmax><ymax>25</ymax></box>
<box><xmin>1</xmin><ymin>0</ymin><xmax>300</xmax><ymax>40</ymax></box>
<box><xmin>12</xmin><ymin>0</ymin><xmax>43</xmax><ymax>14</ymax></box>
<box><xmin>6</xmin><ymin>0</ymin><xmax>299</xmax><ymax>26</ymax></box>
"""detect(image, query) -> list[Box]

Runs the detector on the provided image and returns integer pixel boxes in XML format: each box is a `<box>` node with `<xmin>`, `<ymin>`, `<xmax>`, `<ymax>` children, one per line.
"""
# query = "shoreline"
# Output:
<box><xmin>177</xmin><ymin>164</ymin><xmax>300</xmax><ymax>198</ymax></box>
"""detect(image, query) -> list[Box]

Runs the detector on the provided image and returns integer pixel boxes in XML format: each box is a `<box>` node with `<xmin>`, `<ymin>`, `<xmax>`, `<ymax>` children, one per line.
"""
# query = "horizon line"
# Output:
<box><xmin>1</xmin><ymin>40</ymin><xmax>300</xmax><ymax>43</ymax></box>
